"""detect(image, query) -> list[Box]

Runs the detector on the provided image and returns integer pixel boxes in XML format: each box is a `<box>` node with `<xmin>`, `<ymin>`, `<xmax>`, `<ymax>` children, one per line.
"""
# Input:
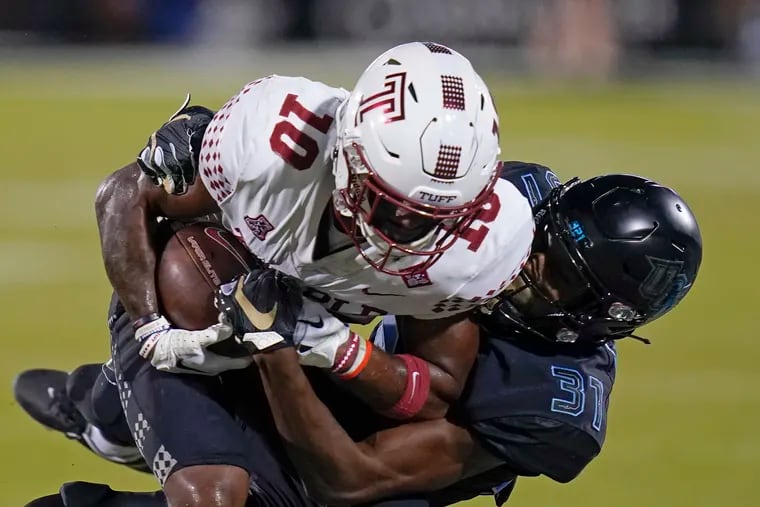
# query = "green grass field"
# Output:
<box><xmin>1</xmin><ymin>57</ymin><xmax>758</xmax><ymax>506</ymax></box>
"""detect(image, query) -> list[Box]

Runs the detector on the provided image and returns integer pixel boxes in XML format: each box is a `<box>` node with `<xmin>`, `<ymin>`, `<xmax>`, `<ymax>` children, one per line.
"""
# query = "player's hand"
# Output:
<box><xmin>214</xmin><ymin>266</ymin><xmax>305</xmax><ymax>353</ymax></box>
<box><xmin>293</xmin><ymin>299</ymin><xmax>353</xmax><ymax>369</ymax></box>
<box><xmin>134</xmin><ymin>316</ymin><xmax>253</xmax><ymax>375</ymax></box>
<box><xmin>137</xmin><ymin>94</ymin><xmax>215</xmax><ymax>195</ymax></box>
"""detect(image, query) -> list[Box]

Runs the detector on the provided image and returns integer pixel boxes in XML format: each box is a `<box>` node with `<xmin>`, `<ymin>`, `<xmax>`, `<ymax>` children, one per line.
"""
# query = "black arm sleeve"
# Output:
<box><xmin>470</xmin><ymin>415</ymin><xmax>601</xmax><ymax>483</ymax></box>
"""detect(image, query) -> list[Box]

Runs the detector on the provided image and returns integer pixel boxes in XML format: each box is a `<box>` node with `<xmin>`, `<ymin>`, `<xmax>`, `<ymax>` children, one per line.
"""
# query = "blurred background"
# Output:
<box><xmin>0</xmin><ymin>0</ymin><xmax>758</xmax><ymax>506</ymax></box>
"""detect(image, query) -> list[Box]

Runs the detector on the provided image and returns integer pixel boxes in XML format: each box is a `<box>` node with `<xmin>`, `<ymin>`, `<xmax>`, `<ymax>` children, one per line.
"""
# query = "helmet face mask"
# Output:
<box><xmin>367</xmin><ymin>190</ymin><xmax>440</xmax><ymax>244</ymax></box>
<box><xmin>497</xmin><ymin>246</ymin><xmax>642</xmax><ymax>345</ymax></box>
<box><xmin>489</xmin><ymin>175</ymin><xmax>702</xmax><ymax>344</ymax></box>
<box><xmin>334</xmin><ymin>140</ymin><xmax>495</xmax><ymax>275</ymax></box>
<box><xmin>332</xmin><ymin>42</ymin><xmax>501</xmax><ymax>276</ymax></box>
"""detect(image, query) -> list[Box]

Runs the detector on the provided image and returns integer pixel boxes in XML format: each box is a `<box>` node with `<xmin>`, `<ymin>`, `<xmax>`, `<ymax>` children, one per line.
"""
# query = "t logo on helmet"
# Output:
<box><xmin>357</xmin><ymin>73</ymin><xmax>407</xmax><ymax>124</ymax></box>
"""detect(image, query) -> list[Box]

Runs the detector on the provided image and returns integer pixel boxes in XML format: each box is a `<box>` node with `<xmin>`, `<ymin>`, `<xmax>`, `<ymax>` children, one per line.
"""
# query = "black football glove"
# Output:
<box><xmin>137</xmin><ymin>94</ymin><xmax>215</xmax><ymax>195</ymax></box>
<box><xmin>214</xmin><ymin>266</ymin><xmax>305</xmax><ymax>353</ymax></box>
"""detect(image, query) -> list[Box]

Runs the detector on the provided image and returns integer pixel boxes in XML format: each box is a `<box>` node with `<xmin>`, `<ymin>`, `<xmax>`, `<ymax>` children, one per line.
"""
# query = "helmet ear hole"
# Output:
<box><xmin>408</xmin><ymin>82</ymin><xmax>418</xmax><ymax>102</ymax></box>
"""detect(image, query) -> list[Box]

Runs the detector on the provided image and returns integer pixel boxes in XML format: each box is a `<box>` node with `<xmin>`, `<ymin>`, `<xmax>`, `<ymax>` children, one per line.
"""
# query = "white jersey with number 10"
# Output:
<box><xmin>198</xmin><ymin>76</ymin><xmax>534</xmax><ymax>321</ymax></box>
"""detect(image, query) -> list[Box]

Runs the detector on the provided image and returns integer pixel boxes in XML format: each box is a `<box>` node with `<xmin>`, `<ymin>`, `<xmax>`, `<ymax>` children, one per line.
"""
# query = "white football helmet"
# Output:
<box><xmin>333</xmin><ymin>41</ymin><xmax>501</xmax><ymax>275</ymax></box>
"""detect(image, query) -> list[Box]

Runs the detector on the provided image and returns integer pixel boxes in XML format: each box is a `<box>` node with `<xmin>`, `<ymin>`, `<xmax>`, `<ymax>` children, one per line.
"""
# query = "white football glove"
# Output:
<box><xmin>293</xmin><ymin>299</ymin><xmax>352</xmax><ymax>369</ymax></box>
<box><xmin>135</xmin><ymin>316</ymin><xmax>253</xmax><ymax>375</ymax></box>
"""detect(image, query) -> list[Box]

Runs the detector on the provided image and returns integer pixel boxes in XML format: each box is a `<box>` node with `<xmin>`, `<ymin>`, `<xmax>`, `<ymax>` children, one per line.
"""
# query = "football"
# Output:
<box><xmin>156</xmin><ymin>220</ymin><xmax>259</xmax><ymax>356</ymax></box>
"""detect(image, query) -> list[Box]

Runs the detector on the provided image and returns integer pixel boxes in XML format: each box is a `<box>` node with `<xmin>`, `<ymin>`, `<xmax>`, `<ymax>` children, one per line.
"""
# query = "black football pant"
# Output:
<box><xmin>83</xmin><ymin>294</ymin><xmax>317</xmax><ymax>506</ymax></box>
<box><xmin>69</xmin><ymin>298</ymin><xmax>509</xmax><ymax>507</ymax></box>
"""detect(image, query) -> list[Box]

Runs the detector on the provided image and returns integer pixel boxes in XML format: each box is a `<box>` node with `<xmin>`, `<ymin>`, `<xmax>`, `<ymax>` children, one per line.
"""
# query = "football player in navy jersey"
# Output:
<box><xmin>18</xmin><ymin>165</ymin><xmax>702</xmax><ymax>507</ymax></box>
<box><xmin>245</xmin><ymin>170</ymin><xmax>702</xmax><ymax>506</ymax></box>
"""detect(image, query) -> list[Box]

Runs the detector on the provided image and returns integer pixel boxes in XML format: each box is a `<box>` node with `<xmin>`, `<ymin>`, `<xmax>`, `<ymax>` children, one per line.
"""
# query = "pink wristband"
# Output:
<box><xmin>383</xmin><ymin>354</ymin><xmax>431</xmax><ymax>420</ymax></box>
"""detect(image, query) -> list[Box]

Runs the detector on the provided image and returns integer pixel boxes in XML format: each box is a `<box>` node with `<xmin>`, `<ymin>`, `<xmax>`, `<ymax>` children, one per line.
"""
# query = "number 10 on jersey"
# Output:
<box><xmin>269</xmin><ymin>94</ymin><xmax>335</xmax><ymax>171</ymax></box>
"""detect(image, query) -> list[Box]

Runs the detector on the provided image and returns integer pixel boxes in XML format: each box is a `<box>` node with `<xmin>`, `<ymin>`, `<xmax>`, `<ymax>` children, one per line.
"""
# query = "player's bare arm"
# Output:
<box><xmin>95</xmin><ymin>162</ymin><xmax>218</xmax><ymax>320</ymax></box>
<box><xmin>255</xmin><ymin>346</ymin><xmax>501</xmax><ymax>506</ymax></box>
<box><xmin>331</xmin><ymin>314</ymin><xmax>479</xmax><ymax>420</ymax></box>
<box><xmin>97</xmin><ymin>161</ymin><xmax>248</xmax><ymax>376</ymax></box>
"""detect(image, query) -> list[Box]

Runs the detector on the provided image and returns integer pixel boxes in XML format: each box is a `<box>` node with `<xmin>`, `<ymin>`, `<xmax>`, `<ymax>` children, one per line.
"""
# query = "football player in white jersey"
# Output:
<box><xmin>92</xmin><ymin>42</ymin><xmax>533</xmax><ymax>505</ymax></box>
<box><xmin>139</xmin><ymin>43</ymin><xmax>532</xmax><ymax>322</ymax></box>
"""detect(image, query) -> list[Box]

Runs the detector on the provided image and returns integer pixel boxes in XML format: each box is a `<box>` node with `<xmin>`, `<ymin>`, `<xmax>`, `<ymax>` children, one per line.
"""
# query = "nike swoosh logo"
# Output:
<box><xmin>361</xmin><ymin>287</ymin><xmax>403</xmax><ymax>297</ymax></box>
<box><xmin>297</xmin><ymin>317</ymin><xmax>324</xmax><ymax>328</ymax></box>
<box><xmin>234</xmin><ymin>277</ymin><xmax>277</xmax><ymax>330</ymax></box>
<box><xmin>409</xmin><ymin>371</ymin><xmax>420</xmax><ymax>398</ymax></box>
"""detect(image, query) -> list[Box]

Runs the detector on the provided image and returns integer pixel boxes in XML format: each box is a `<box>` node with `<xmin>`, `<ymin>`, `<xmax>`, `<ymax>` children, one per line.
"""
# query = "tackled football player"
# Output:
<box><xmin>22</xmin><ymin>170</ymin><xmax>702</xmax><ymax>507</ymax></box>
<box><xmin>89</xmin><ymin>42</ymin><xmax>533</xmax><ymax>506</ymax></box>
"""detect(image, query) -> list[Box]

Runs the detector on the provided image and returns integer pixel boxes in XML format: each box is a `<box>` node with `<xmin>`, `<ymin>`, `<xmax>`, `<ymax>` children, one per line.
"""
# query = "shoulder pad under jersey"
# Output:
<box><xmin>499</xmin><ymin>160</ymin><xmax>561</xmax><ymax>208</ymax></box>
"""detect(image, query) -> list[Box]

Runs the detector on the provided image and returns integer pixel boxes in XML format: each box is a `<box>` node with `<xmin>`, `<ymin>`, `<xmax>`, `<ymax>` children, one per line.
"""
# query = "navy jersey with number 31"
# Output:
<box><xmin>385</xmin><ymin>162</ymin><xmax>618</xmax><ymax>507</ymax></box>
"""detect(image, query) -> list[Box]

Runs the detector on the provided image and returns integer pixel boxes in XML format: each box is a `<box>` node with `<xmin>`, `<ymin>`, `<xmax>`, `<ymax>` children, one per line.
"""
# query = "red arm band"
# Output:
<box><xmin>382</xmin><ymin>354</ymin><xmax>431</xmax><ymax>420</ymax></box>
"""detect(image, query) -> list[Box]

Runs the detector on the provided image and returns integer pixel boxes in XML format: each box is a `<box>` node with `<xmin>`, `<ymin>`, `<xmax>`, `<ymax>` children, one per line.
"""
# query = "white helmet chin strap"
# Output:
<box><xmin>332</xmin><ymin>188</ymin><xmax>352</xmax><ymax>218</ymax></box>
<box><xmin>332</xmin><ymin>100</ymin><xmax>366</xmax><ymax>216</ymax></box>
<box><xmin>331</xmin><ymin>99</ymin><xmax>351</xmax><ymax>179</ymax></box>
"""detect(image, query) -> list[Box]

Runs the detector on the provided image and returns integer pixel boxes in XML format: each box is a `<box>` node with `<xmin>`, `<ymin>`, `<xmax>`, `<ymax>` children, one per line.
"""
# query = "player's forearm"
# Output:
<box><xmin>334</xmin><ymin>345</ymin><xmax>457</xmax><ymax>420</ymax></box>
<box><xmin>95</xmin><ymin>163</ymin><xmax>161</xmax><ymax>319</ymax></box>
<box><xmin>329</xmin><ymin>315</ymin><xmax>479</xmax><ymax>420</ymax></box>
<box><xmin>257</xmin><ymin>347</ymin><xmax>494</xmax><ymax>505</ymax></box>
<box><xmin>254</xmin><ymin>348</ymin><xmax>380</xmax><ymax>504</ymax></box>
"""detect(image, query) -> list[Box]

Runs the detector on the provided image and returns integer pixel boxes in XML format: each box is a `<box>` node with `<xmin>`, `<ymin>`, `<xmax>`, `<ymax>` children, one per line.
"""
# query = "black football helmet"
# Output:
<box><xmin>484</xmin><ymin>174</ymin><xmax>702</xmax><ymax>344</ymax></box>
